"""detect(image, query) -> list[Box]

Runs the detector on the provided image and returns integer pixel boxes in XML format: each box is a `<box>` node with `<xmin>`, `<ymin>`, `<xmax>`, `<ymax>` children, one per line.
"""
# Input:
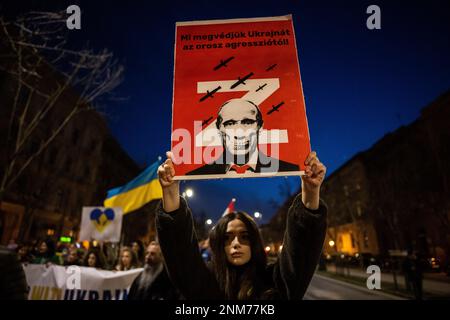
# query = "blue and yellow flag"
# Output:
<box><xmin>104</xmin><ymin>160</ymin><xmax>162</xmax><ymax>214</ymax></box>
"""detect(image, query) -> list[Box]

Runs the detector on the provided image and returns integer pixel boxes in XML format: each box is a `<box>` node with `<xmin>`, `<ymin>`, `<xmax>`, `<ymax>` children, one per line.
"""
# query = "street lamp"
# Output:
<box><xmin>329</xmin><ymin>240</ymin><xmax>335</xmax><ymax>247</ymax></box>
<box><xmin>185</xmin><ymin>188</ymin><xmax>194</xmax><ymax>198</ymax></box>
<box><xmin>254</xmin><ymin>212</ymin><xmax>261</xmax><ymax>219</ymax></box>
<box><xmin>206</xmin><ymin>219</ymin><xmax>212</xmax><ymax>225</ymax></box>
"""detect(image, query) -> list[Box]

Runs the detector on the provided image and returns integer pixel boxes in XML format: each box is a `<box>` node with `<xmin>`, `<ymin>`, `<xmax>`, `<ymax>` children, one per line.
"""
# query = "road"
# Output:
<box><xmin>304</xmin><ymin>273</ymin><xmax>405</xmax><ymax>300</ymax></box>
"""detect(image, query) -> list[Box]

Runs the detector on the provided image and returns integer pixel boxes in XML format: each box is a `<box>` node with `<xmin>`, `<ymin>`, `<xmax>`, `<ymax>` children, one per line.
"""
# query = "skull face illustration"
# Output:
<box><xmin>216</xmin><ymin>99</ymin><xmax>263</xmax><ymax>162</ymax></box>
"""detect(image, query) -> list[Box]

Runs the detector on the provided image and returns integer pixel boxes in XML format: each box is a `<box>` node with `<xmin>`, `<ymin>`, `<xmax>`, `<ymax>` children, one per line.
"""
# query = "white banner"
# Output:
<box><xmin>23</xmin><ymin>264</ymin><xmax>142</xmax><ymax>300</ymax></box>
<box><xmin>79</xmin><ymin>207</ymin><xmax>123</xmax><ymax>242</ymax></box>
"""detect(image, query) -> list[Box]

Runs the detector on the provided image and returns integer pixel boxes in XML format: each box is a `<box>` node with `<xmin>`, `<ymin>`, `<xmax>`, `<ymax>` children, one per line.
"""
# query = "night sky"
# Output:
<box><xmin>3</xmin><ymin>0</ymin><xmax>450</xmax><ymax>224</ymax></box>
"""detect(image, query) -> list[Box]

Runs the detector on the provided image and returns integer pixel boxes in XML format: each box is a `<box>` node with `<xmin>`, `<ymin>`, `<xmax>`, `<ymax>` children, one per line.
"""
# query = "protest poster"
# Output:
<box><xmin>171</xmin><ymin>15</ymin><xmax>310</xmax><ymax>180</ymax></box>
<box><xmin>23</xmin><ymin>264</ymin><xmax>142</xmax><ymax>300</ymax></box>
<box><xmin>79</xmin><ymin>207</ymin><xmax>123</xmax><ymax>242</ymax></box>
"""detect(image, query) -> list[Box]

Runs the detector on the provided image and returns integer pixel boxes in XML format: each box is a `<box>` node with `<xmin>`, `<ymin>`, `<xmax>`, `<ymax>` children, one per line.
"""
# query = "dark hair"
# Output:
<box><xmin>131</xmin><ymin>240</ymin><xmax>145</xmax><ymax>265</ymax></box>
<box><xmin>38</xmin><ymin>238</ymin><xmax>56</xmax><ymax>258</ymax></box>
<box><xmin>83</xmin><ymin>248</ymin><xmax>107</xmax><ymax>269</ymax></box>
<box><xmin>209</xmin><ymin>211</ymin><xmax>270</xmax><ymax>299</ymax></box>
<box><xmin>216</xmin><ymin>100</ymin><xmax>264</xmax><ymax>130</ymax></box>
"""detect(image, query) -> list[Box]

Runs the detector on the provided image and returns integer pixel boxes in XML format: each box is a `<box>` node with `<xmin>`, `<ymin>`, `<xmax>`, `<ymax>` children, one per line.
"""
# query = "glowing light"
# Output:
<box><xmin>329</xmin><ymin>240</ymin><xmax>335</xmax><ymax>247</ymax></box>
<box><xmin>206</xmin><ymin>219</ymin><xmax>212</xmax><ymax>225</ymax></box>
<box><xmin>254</xmin><ymin>212</ymin><xmax>261</xmax><ymax>218</ymax></box>
<box><xmin>265</xmin><ymin>246</ymin><xmax>271</xmax><ymax>252</ymax></box>
<box><xmin>59</xmin><ymin>236</ymin><xmax>71</xmax><ymax>243</ymax></box>
<box><xmin>185</xmin><ymin>189</ymin><xmax>194</xmax><ymax>197</ymax></box>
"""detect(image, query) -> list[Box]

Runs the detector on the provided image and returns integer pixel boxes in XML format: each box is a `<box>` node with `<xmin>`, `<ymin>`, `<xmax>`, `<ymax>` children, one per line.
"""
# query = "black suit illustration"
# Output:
<box><xmin>186</xmin><ymin>152</ymin><xmax>299</xmax><ymax>175</ymax></box>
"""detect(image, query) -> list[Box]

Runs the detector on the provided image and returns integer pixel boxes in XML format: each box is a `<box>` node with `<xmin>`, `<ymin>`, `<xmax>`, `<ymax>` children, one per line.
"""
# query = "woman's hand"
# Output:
<box><xmin>301</xmin><ymin>151</ymin><xmax>326</xmax><ymax>210</ymax></box>
<box><xmin>158</xmin><ymin>151</ymin><xmax>180</xmax><ymax>212</ymax></box>
<box><xmin>158</xmin><ymin>151</ymin><xmax>177</xmax><ymax>189</ymax></box>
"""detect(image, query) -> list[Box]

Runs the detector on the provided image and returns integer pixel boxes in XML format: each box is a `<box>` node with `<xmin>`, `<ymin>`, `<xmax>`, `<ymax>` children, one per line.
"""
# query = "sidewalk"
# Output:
<box><xmin>325</xmin><ymin>264</ymin><xmax>450</xmax><ymax>298</ymax></box>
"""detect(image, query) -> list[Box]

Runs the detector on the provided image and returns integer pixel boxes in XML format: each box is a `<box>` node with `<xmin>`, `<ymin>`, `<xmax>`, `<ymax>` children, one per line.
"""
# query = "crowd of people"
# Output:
<box><xmin>4</xmin><ymin>237</ymin><xmax>191</xmax><ymax>300</ymax></box>
<box><xmin>11</xmin><ymin>237</ymin><xmax>211</xmax><ymax>272</ymax></box>
<box><xmin>13</xmin><ymin>238</ymin><xmax>146</xmax><ymax>270</ymax></box>
<box><xmin>4</xmin><ymin>152</ymin><xmax>327</xmax><ymax>301</ymax></box>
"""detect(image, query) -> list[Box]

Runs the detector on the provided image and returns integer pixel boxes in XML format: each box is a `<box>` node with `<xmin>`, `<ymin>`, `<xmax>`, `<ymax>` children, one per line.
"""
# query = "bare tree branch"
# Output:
<box><xmin>0</xmin><ymin>10</ymin><xmax>124</xmax><ymax>201</ymax></box>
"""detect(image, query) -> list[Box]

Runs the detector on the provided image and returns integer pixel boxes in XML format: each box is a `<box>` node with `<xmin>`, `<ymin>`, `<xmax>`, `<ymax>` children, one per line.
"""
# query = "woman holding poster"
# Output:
<box><xmin>156</xmin><ymin>151</ymin><xmax>327</xmax><ymax>300</ymax></box>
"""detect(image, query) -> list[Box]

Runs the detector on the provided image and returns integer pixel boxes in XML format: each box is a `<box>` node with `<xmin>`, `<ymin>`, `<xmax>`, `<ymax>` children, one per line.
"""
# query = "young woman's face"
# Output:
<box><xmin>18</xmin><ymin>247</ymin><xmax>28</xmax><ymax>257</ymax></box>
<box><xmin>39</xmin><ymin>242</ymin><xmax>48</xmax><ymax>254</ymax></box>
<box><xmin>121</xmin><ymin>251</ymin><xmax>131</xmax><ymax>267</ymax></box>
<box><xmin>67</xmin><ymin>250</ymin><xmax>78</xmax><ymax>263</ymax></box>
<box><xmin>87</xmin><ymin>253</ymin><xmax>97</xmax><ymax>267</ymax></box>
<box><xmin>224</xmin><ymin>219</ymin><xmax>251</xmax><ymax>266</ymax></box>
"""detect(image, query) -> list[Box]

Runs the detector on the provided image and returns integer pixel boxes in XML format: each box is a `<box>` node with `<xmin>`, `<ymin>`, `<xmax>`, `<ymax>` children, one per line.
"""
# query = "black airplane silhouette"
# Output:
<box><xmin>267</xmin><ymin>101</ymin><xmax>285</xmax><ymax>115</ymax></box>
<box><xmin>256</xmin><ymin>83</ymin><xmax>267</xmax><ymax>92</ymax></box>
<box><xmin>202</xmin><ymin>116</ymin><xmax>213</xmax><ymax>126</ymax></box>
<box><xmin>213</xmin><ymin>57</ymin><xmax>235</xmax><ymax>70</ymax></box>
<box><xmin>230</xmin><ymin>72</ymin><xmax>254</xmax><ymax>89</ymax></box>
<box><xmin>266</xmin><ymin>64</ymin><xmax>277</xmax><ymax>71</ymax></box>
<box><xmin>199</xmin><ymin>86</ymin><xmax>222</xmax><ymax>102</ymax></box>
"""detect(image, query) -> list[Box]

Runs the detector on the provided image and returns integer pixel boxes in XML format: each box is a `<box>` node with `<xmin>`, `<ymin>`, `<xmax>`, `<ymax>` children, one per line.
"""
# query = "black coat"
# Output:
<box><xmin>0</xmin><ymin>247</ymin><xmax>28</xmax><ymax>300</ymax></box>
<box><xmin>156</xmin><ymin>194</ymin><xmax>327</xmax><ymax>300</ymax></box>
<box><xmin>128</xmin><ymin>264</ymin><xmax>180</xmax><ymax>300</ymax></box>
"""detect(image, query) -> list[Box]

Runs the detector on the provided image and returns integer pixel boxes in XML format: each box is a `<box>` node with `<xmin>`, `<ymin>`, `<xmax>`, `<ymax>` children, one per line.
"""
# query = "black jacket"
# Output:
<box><xmin>156</xmin><ymin>194</ymin><xmax>327</xmax><ymax>300</ymax></box>
<box><xmin>128</xmin><ymin>264</ymin><xmax>180</xmax><ymax>300</ymax></box>
<box><xmin>0</xmin><ymin>247</ymin><xmax>28</xmax><ymax>300</ymax></box>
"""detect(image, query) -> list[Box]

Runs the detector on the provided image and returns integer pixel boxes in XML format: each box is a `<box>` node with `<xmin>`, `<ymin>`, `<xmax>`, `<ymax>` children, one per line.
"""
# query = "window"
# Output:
<box><xmin>363</xmin><ymin>231</ymin><xmax>369</xmax><ymax>248</ymax></box>
<box><xmin>356</xmin><ymin>202</ymin><xmax>362</xmax><ymax>216</ymax></box>
<box><xmin>343</xmin><ymin>185</ymin><xmax>349</xmax><ymax>197</ymax></box>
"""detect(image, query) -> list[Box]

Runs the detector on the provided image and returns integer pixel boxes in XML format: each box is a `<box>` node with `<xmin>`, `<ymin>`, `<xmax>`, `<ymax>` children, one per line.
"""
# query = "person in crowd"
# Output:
<box><xmin>17</xmin><ymin>245</ymin><xmax>33</xmax><ymax>263</ymax></box>
<box><xmin>199</xmin><ymin>239</ymin><xmax>211</xmax><ymax>263</ymax></box>
<box><xmin>102</xmin><ymin>242</ymin><xmax>119</xmax><ymax>270</ymax></box>
<box><xmin>32</xmin><ymin>238</ymin><xmax>60</xmax><ymax>265</ymax></box>
<box><xmin>128</xmin><ymin>241</ymin><xmax>180</xmax><ymax>300</ymax></box>
<box><xmin>64</xmin><ymin>247</ymin><xmax>82</xmax><ymax>266</ymax></box>
<box><xmin>0</xmin><ymin>246</ymin><xmax>28</xmax><ymax>300</ymax></box>
<box><xmin>402</xmin><ymin>250</ymin><xmax>424</xmax><ymax>300</ymax></box>
<box><xmin>115</xmin><ymin>246</ymin><xmax>139</xmax><ymax>271</ymax></box>
<box><xmin>131</xmin><ymin>240</ymin><xmax>145</xmax><ymax>267</ymax></box>
<box><xmin>83</xmin><ymin>248</ymin><xmax>107</xmax><ymax>269</ymax></box>
<box><xmin>7</xmin><ymin>239</ymin><xmax>18</xmax><ymax>251</ymax></box>
<box><xmin>156</xmin><ymin>151</ymin><xmax>327</xmax><ymax>299</ymax></box>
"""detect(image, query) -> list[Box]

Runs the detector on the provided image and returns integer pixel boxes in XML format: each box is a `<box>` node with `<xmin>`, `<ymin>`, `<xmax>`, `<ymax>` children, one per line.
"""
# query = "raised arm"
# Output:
<box><xmin>158</xmin><ymin>151</ymin><xmax>180</xmax><ymax>212</ymax></box>
<box><xmin>274</xmin><ymin>151</ymin><xmax>328</xmax><ymax>299</ymax></box>
<box><xmin>156</xmin><ymin>152</ymin><xmax>223</xmax><ymax>299</ymax></box>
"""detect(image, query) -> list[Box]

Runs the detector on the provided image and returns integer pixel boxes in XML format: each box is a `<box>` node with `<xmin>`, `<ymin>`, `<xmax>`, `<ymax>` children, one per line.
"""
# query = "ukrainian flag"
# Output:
<box><xmin>104</xmin><ymin>160</ymin><xmax>162</xmax><ymax>214</ymax></box>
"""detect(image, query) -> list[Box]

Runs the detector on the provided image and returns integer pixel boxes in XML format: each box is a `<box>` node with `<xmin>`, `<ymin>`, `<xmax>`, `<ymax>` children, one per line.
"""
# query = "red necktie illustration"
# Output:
<box><xmin>230</xmin><ymin>164</ymin><xmax>251</xmax><ymax>174</ymax></box>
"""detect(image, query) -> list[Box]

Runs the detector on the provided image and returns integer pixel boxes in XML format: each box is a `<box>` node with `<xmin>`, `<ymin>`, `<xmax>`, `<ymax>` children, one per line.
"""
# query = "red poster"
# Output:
<box><xmin>171</xmin><ymin>15</ymin><xmax>310</xmax><ymax>180</ymax></box>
